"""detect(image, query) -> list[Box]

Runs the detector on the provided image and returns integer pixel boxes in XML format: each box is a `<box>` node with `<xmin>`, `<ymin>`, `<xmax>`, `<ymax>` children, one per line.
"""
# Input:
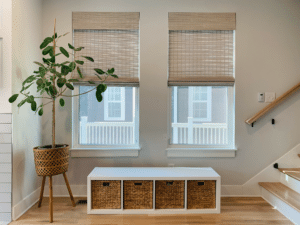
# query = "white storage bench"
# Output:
<box><xmin>87</xmin><ymin>167</ymin><xmax>220</xmax><ymax>214</ymax></box>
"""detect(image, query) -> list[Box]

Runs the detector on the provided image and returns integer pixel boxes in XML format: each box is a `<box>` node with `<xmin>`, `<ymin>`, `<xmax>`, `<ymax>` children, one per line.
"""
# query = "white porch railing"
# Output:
<box><xmin>172</xmin><ymin>118</ymin><xmax>228</xmax><ymax>145</ymax></box>
<box><xmin>80</xmin><ymin>117</ymin><xmax>135</xmax><ymax>145</ymax></box>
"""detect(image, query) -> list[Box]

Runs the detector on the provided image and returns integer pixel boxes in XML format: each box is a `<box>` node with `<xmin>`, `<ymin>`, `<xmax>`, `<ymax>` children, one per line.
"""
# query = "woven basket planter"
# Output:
<box><xmin>187</xmin><ymin>180</ymin><xmax>216</xmax><ymax>209</ymax></box>
<box><xmin>155</xmin><ymin>180</ymin><xmax>185</xmax><ymax>209</ymax></box>
<box><xmin>123</xmin><ymin>180</ymin><xmax>153</xmax><ymax>209</ymax></box>
<box><xmin>33</xmin><ymin>144</ymin><xmax>69</xmax><ymax>176</ymax></box>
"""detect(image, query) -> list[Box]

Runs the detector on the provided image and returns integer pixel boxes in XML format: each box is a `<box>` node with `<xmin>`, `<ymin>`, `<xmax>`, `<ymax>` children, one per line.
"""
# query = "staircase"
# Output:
<box><xmin>259</xmin><ymin>154</ymin><xmax>300</xmax><ymax>224</ymax></box>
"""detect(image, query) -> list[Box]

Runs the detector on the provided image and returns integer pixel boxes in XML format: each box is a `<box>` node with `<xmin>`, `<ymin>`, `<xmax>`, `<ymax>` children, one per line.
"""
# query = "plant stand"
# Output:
<box><xmin>38</xmin><ymin>172</ymin><xmax>76</xmax><ymax>223</ymax></box>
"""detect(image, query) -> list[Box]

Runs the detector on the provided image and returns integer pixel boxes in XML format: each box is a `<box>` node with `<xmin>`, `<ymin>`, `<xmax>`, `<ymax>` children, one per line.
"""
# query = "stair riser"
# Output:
<box><xmin>280</xmin><ymin>173</ymin><xmax>300</xmax><ymax>194</ymax></box>
<box><xmin>261</xmin><ymin>188</ymin><xmax>300</xmax><ymax>224</ymax></box>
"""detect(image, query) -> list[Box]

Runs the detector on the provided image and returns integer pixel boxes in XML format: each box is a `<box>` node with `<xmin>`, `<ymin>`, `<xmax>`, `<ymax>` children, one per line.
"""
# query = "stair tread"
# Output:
<box><xmin>259</xmin><ymin>182</ymin><xmax>300</xmax><ymax>212</ymax></box>
<box><xmin>284</xmin><ymin>172</ymin><xmax>300</xmax><ymax>182</ymax></box>
<box><xmin>278</xmin><ymin>168</ymin><xmax>300</xmax><ymax>173</ymax></box>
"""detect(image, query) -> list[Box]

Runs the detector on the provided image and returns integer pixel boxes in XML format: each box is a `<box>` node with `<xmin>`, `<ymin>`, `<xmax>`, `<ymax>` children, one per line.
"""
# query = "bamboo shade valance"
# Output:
<box><xmin>168</xmin><ymin>12</ymin><xmax>236</xmax><ymax>31</ymax></box>
<box><xmin>168</xmin><ymin>13</ymin><xmax>235</xmax><ymax>86</ymax></box>
<box><xmin>73</xmin><ymin>12</ymin><xmax>140</xmax><ymax>85</ymax></box>
<box><xmin>73</xmin><ymin>12</ymin><xmax>140</xmax><ymax>30</ymax></box>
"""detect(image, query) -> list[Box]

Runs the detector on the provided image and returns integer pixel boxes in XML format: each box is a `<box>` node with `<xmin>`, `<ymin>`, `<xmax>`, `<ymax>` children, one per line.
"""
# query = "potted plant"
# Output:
<box><xmin>8</xmin><ymin>21</ymin><xmax>118</xmax><ymax>223</ymax></box>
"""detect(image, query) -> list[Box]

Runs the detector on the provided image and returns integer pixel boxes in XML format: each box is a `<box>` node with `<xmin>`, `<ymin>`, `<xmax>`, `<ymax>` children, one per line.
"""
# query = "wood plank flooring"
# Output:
<box><xmin>10</xmin><ymin>197</ymin><xmax>293</xmax><ymax>225</ymax></box>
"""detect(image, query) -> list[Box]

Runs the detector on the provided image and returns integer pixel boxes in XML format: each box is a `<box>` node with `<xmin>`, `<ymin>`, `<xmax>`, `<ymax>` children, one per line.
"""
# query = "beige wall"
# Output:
<box><xmin>12</xmin><ymin>0</ymin><xmax>43</xmax><ymax>206</ymax></box>
<box><xmin>41</xmin><ymin>0</ymin><xmax>300</xmax><ymax>186</ymax></box>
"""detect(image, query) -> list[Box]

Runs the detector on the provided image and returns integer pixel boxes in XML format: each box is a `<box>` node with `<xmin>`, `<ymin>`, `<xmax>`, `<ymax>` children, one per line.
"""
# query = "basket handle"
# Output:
<box><xmin>103</xmin><ymin>182</ymin><xmax>110</xmax><ymax>187</ymax></box>
<box><xmin>166</xmin><ymin>181</ymin><xmax>173</xmax><ymax>186</ymax></box>
<box><xmin>198</xmin><ymin>182</ymin><xmax>205</xmax><ymax>186</ymax></box>
<box><xmin>134</xmin><ymin>182</ymin><xmax>142</xmax><ymax>186</ymax></box>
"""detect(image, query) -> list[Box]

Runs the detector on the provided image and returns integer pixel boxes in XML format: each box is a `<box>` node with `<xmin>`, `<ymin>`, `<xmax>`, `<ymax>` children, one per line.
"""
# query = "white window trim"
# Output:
<box><xmin>72</xmin><ymin>85</ymin><xmax>140</xmax><ymax>157</ymax></box>
<box><xmin>189</xmin><ymin>86</ymin><xmax>212</xmax><ymax>122</ymax></box>
<box><xmin>167</xmin><ymin>86</ymin><xmax>236</xmax><ymax>158</ymax></box>
<box><xmin>104</xmin><ymin>87</ymin><xmax>125</xmax><ymax>121</ymax></box>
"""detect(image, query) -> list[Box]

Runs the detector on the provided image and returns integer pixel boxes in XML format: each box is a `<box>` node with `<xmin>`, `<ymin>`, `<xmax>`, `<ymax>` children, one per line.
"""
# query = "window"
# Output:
<box><xmin>104</xmin><ymin>87</ymin><xmax>125</xmax><ymax>121</ymax></box>
<box><xmin>167</xmin><ymin>13</ymin><xmax>236</xmax><ymax>157</ymax></box>
<box><xmin>72</xmin><ymin>12</ymin><xmax>140</xmax><ymax>157</ymax></box>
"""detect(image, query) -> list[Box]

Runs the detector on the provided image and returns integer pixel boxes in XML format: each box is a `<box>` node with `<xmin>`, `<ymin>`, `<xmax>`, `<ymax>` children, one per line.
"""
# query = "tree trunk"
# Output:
<box><xmin>52</xmin><ymin>99</ymin><xmax>55</xmax><ymax>148</ymax></box>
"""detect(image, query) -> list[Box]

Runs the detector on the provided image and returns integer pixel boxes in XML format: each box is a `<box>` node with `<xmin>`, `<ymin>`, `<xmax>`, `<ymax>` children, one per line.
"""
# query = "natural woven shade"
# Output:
<box><xmin>73</xmin><ymin>12</ymin><xmax>139</xmax><ymax>30</ymax></box>
<box><xmin>169</xmin><ymin>13</ymin><xmax>236</xmax><ymax>31</ymax></box>
<box><xmin>73</xmin><ymin>13</ymin><xmax>139</xmax><ymax>85</ymax></box>
<box><xmin>168</xmin><ymin>30</ymin><xmax>235</xmax><ymax>86</ymax></box>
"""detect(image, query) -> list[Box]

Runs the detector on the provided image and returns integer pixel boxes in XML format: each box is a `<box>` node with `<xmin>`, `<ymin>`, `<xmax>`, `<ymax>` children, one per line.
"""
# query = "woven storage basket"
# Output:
<box><xmin>155</xmin><ymin>180</ymin><xmax>184</xmax><ymax>209</ymax></box>
<box><xmin>92</xmin><ymin>180</ymin><xmax>121</xmax><ymax>209</ymax></box>
<box><xmin>123</xmin><ymin>180</ymin><xmax>153</xmax><ymax>209</ymax></box>
<box><xmin>187</xmin><ymin>180</ymin><xmax>216</xmax><ymax>209</ymax></box>
<box><xmin>33</xmin><ymin>144</ymin><xmax>69</xmax><ymax>176</ymax></box>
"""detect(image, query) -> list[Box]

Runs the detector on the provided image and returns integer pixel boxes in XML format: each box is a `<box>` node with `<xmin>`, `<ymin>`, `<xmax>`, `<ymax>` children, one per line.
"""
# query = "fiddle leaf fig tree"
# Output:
<box><xmin>8</xmin><ymin>21</ymin><xmax>118</xmax><ymax>148</ymax></box>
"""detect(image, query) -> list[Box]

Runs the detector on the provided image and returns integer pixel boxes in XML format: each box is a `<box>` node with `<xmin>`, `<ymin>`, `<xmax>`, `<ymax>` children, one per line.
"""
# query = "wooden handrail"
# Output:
<box><xmin>245</xmin><ymin>82</ymin><xmax>300</xmax><ymax>125</ymax></box>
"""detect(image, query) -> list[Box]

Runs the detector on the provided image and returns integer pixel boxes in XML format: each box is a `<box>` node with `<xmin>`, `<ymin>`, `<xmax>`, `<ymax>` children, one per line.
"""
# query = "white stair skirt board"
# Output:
<box><xmin>261</xmin><ymin>187</ymin><xmax>300</xmax><ymax>225</ymax></box>
<box><xmin>242</xmin><ymin>143</ymin><xmax>300</xmax><ymax>196</ymax></box>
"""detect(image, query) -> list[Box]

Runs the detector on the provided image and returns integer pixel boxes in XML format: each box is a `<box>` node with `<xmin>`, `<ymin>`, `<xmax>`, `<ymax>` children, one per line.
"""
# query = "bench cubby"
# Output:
<box><xmin>87</xmin><ymin>167</ymin><xmax>220</xmax><ymax>214</ymax></box>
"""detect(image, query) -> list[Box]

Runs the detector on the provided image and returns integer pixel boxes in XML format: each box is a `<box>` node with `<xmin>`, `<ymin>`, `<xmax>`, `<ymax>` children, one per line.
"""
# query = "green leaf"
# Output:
<box><xmin>26</xmin><ymin>95</ymin><xmax>34</xmax><ymax>103</ymax></box>
<box><xmin>69</xmin><ymin>62</ymin><xmax>76</xmax><ymax>71</ymax></box>
<box><xmin>61</xmin><ymin>65</ymin><xmax>70</xmax><ymax>75</ymax></box>
<box><xmin>49</xmin><ymin>86</ymin><xmax>57</xmax><ymax>96</ymax></box>
<box><xmin>38</xmin><ymin>108</ymin><xmax>43</xmax><ymax>116</ymax></box>
<box><xmin>77</xmin><ymin>67</ymin><xmax>83</xmax><ymax>78</ymax></box>
<box><xmin>82</xmin><ymin>56</ymin><xmax>94</xmax><ymax>62</ymax></box>
<box><xmin>108</xmin><ymin>68</ymin><xmax>115</xmax><ymax>74</ymax></box>
<box><xmin>88</xmin><ymin>81</ymin><xmax>95</xmax><ymax>84</ymax></box>
<box><xmin>75</xmin><ymin>60</ymin><xmax>84</xmax><ymax>65</ymax></box>
<box><xmin>68</xmin><ymin>79</ymin><xmax>80</xmax><ymax>82</ymax></box>
<box><xmin>52</xmin><ymin>33</ymin><xmax>57</xmax><ymax>39</ymax></box>
<box><xmin>68</xmin><ymin>43</ymin><xmax>75</xmax><ymax>50</ymax></box>
<box><xmin>111</xmin><ymin>74</ymin><xmax>118</xmax><ymax>78</ymax></box>
<box><xmin>59</xmin><ymin>98</ymin><xmax>65</xmax><ymax>107</ymax></box>
<box><xmin>60</xmin><ymin>47</ymin><xmax>69</xmax><ymax>58</ymax></box>
<box><xmin>97</xmin><ymin>84</ymin><xmax>107</xmax><ymax>93</ymax></box>
<box><xmin>8</xmin><ymin>94</ymin><xmax>19</xmax><ymax>103</ymax></box>
<box><xmin>36</xmin><ymin>79</ymin><xmax>44</xmax><ymax>86</ymax></box>
<box><xmin>43</xmin><ymin>58</ymin><xmax>50</xmax><ymax>64</ymax></box>
<box><xmin>74</xmin><ymin>47</ymin><xmax>84</xmax><ymax>51</ymax></box>
<box><xmin>31</xmin><ymin>101</ymin><xmax>37</xmax><ymax>111</ymax></box>
<box><xmin>42</xmin><ymin>46</ymin><xmax>53</xmax><ymax>55</ymax></box>
<box><xmin>95</xmin><ymin>68</ymin><xmax>105</xmax><ymax>75</ymax></box>
<box><xmin>22</xmin><ymin>83</ymin><xmax>33</xmax><ymax>92</ymax></box>
<box><xmin>66</xmin><ymin>83</ymin><xmax>74</xmax><ymax>90</ymax></box>
<box><xmin>17</xmin><ymin>99</ymin><xmax>26</xmax><ymax>108</ymax></box>
<box><xmin>57</xmin><ymin>78</ymin><xmax>66</xmax><ymax>88</ymax></box>
<box><xmin>95</xmin><ymin>90</ymin><xmax>103</xmax><ymax>102</ymax></box>
<box><xmin>22</xmin><ymin>75</ymin><xmax>36</xmax><ymax>86</ymax></box>
<box><xmin>61</xmin><ymin>61</ymin><xmax>70</xmax><ymax>65</ymax></box>
<box><xmin>34</xmin><ymin>61</ymin><xmax>45</xmax><ymax>67</ymax></box>
<box><xmin>40</xmin><ymin>37</ymin><xmax>53</xmax><ymax>49</ymax></box>
<box><xmin>50</xmin><ymin>56</ymin><xmax>55</xmax><ymax>63</ymax></box>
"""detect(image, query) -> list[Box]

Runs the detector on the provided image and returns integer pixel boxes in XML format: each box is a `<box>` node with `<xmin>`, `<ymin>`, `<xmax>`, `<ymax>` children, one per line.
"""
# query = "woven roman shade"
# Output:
<box><xmin>72</xmin><ymin>12</ymin><xmax>140</xmax><ymax>86</ymax></box>
<box><xmin>168</xmin><ymin>13</ymin><xmax>236</xmax><ymax>86</ymax></box>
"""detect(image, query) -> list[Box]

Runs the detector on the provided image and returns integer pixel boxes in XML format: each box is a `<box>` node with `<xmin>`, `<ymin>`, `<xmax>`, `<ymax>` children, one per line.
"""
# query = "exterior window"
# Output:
<box><xmin>171</xmin><ymin>86</ymin><xmax>234</xmax><ymax>147</ymax></box>
<box><xmin>104</xmin><ymin>87</ymin><xmax>125</xmax><ymax>121</ymax></box>
<box><xmin>190</xmin><ymin>87</ymin><xmax>212</xmax><ymax>122</ymax></box>
<box><xmin>74</xmin><ymin>86</ymin><xmax>139</xmax><ymax>147</ymax></box>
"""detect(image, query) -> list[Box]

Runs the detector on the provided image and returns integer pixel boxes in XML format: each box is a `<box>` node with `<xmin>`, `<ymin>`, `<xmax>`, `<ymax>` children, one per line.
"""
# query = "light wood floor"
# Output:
<box><xmin>10</xmin><ymin>197</ymin><xmax>293</xmax><ymax>225</ymax></box>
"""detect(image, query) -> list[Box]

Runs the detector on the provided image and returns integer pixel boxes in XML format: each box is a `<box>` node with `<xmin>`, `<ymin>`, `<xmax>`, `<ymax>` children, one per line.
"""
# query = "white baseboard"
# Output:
<box><xmin>12</xmin><ymin>187</ymin><xmax>40</xmax><ymax>220</ymax></box>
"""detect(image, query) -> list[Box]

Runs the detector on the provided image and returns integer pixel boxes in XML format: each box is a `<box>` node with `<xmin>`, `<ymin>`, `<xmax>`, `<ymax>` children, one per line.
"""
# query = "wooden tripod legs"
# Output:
<box><xmin>37</xmin><ymin>173</ymin><xmax>75</xmax><ymax>223</ymax></box>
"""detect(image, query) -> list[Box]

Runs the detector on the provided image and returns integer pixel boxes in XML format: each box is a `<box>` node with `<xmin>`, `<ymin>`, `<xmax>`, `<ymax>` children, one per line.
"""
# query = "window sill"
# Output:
<box><xmin>166</xmin><ymin>148</ymin><xmax>237</xmax><ymax>158</ymax></box>
<box><xmin>70</xmin><ymin>147</ymin><xmax>141</xmax><ymax>158</ymax></box>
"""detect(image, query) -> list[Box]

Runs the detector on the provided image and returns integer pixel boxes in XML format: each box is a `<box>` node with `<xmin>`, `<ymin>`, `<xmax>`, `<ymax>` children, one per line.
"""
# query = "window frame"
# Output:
<box><xmin>71</xmin><ymin>85</ymin><xmax>140</xmax><ymax>157</ymax></box>
<box><xmin>104</xmin><ymin>87</ymin><xmax>126</xmax><ymax>121</ymax></box>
